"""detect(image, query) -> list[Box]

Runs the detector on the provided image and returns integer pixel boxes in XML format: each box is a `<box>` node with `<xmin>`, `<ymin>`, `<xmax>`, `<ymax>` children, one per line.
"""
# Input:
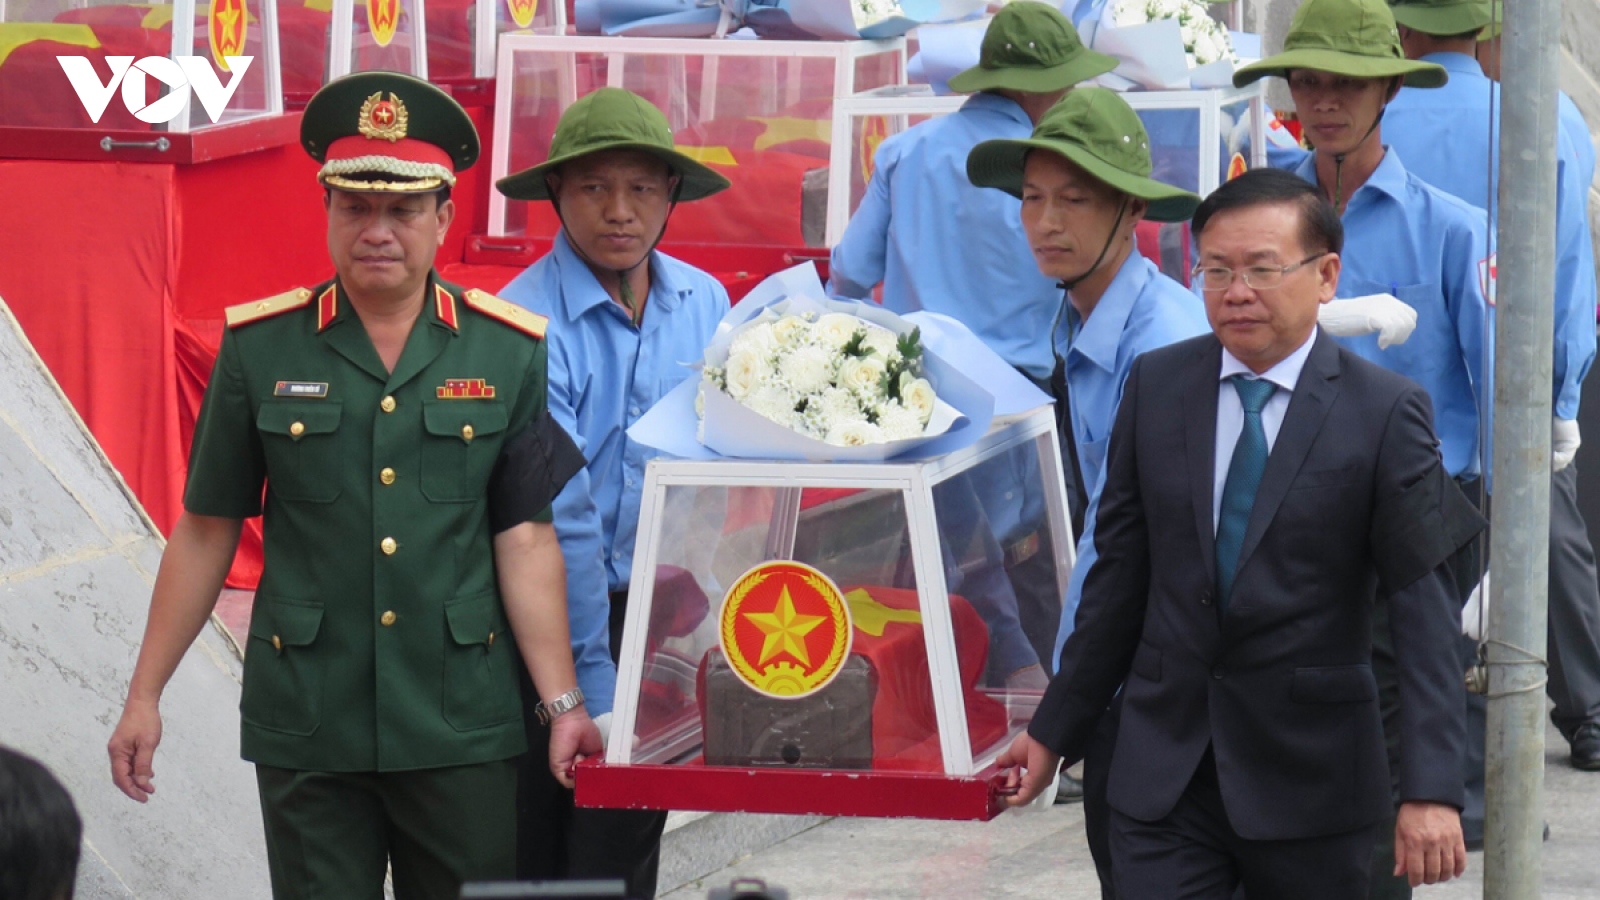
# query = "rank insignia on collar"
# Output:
<box><xmin>437</xmin><ymin>378</ymin><xmax>496</xmax><ymax>399</ymax></box>
<box><xmin>358</xmin><ymin>91</ymin><xmax>408</xmax><ymax>143</ymax></box>
<box><xmin>275</xmin><ymin>381</ymin><xmax>330</xmax><ymax>398</ymax></box>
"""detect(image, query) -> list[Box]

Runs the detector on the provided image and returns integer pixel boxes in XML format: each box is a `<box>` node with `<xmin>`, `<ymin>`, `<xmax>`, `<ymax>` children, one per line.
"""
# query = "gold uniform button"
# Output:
<box><xmin>461</xmin><ymin>424</ymin><xmax>475</xmax><ymax>442</ymax></box>
<box><xmin>380</xmin><ymin>395</ymin><xmax>397</xmax><ymax>413</ymax></box>
<box><xmin>380</xmin><ymin>611</ymin><xmax>397</xmax><ymax>627</ymax></box>
<box><xmin>289</xmin><ymin>421</ymin><xmax>306</xmax><ymax>437</ymax></box>
<box><xmin>379</xmin><ymin>467</ymin><xmax>396</xmax><ymax>485</ymax></box>
<box><xmin>487</xmin><ymin>630</ymin><xmax>496</xmax><ymax>647</ymax></box>
<box><xmin>271</xmin><ymin>635</ymin><xmax>282</xmax><ymax>651</ymax></box>
<box><xmin>380</xmin><ymin>537</ymin><xmax>397</xmax><ymax>555</ymax></box>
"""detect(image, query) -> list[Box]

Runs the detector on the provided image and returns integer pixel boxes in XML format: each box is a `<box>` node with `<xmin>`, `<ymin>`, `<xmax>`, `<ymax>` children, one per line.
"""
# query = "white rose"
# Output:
<box><xmin>860</xmin><ymin>326</ymin><xmax>899</xmax><ymax>359</ymax></box>
<box><xmin>769</xmin><ymin>314</ymin><xmax>810</xmax><ymax>346</ymax></box>
<box><xmin>877</xmin><ymin>402</ymin><xmax>925</xmax><ymax>440</ymax></box>
<box><xmin>695</xmin><ymin>383</ymin><xmax>706</xmax><ymax>418</ymax></box>
<box><xmin>724</xmin><ymin>348</ymin><xmax>764</xmax><ymax>400</ymax></box>
<box><xmin>779</xmin><ymin>344</ymin><xmax>836</xmax><ymax>395</ymax></box>
<box><xmin>839</xmin><ymin>355</ymin><xmax>888</xmax><ymax>395</ymax></box>
<box><xmin>814</xmin><ymin>313</ymin><xmax>863</xmax><ymax>349</ymax></box>
<box><xmin>901</xmin><ymin>376</ymin><xmax>937</xmax><ymax>424</ymax></box>
<box><xmin>825</xmin><ymin>419</ymin><xmax>886</xmax><ymax>447</ymax></box>
<box><xmin>1113</xmin><ymin>0</ymin><xmax>1148</xmax><ymax>26</ymax></box>
<box><xmin>728</xmin><ymin>322</ymin><xmax>778</xmax><ymax>361</ymax></box>
<box><xmin>745</xmin><ymin>384</ymin><xmax>800</xmax><ymax>427</ymax></box>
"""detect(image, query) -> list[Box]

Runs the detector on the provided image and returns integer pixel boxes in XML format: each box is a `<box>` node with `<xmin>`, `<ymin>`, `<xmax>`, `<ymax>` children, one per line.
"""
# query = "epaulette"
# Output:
<box><xmin>461</xmin><ymin>287</ymin><xmax>548</xmax><ymax>339</ymax></box>
<box><xmin>225</xmin><ymin>288</ymin><xmax>314</xmax><ymax>328</ymax></box>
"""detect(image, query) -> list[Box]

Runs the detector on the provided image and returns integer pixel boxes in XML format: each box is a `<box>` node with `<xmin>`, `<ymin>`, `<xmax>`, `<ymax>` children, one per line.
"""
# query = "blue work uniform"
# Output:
<box><xmin>828</xmin><ymin>92</ymin><xmax>1061</xmax><ymax>380</ymax></box>
<box><xmin>1051</xmin><ymin>250</ymin><xmax>1210</xmax><ymax>655</ymax></box>
<box><xmin>1289</xmin><ymin>149</ymin><xmax>1493</xmax><ymax>481</ymax></box>
<box><xmin>1386</xmin><ymin>51</ymin><xmax>1597</xmax><ymax>419</ymax></box>
<box><xmin>500</xmin><ymin>232</ymin><xmax>731</xmax><ymax>717</ymax></box>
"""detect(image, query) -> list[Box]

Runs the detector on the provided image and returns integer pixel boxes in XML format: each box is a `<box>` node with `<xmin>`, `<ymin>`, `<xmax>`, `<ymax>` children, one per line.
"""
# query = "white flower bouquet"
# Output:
<box><xmin>702</xmin><ymin>310</ymin><xmax>940</xmax><ymax>447</ymax></box>
<box><xmin>1084</xmin><ymin>0</ymin><xmax>1239</xmax><ymax>90</ymax></box>
<box><xmin>1112</xmin><ymin>0</ymin><xmax>1235</xmax><ymax>67</ymax></box>
<box><xmin>627</xmin><ymin>264</ymin><xmax>1004</xmax><ymax>463</ymax></box>
<box><xmin>787</xmin><ymin>0</ymin><xmax>937</xmax><ymax>39</ymax></box>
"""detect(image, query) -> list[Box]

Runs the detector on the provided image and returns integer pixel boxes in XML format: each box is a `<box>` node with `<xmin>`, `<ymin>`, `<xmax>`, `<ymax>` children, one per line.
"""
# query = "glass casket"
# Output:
<box><xmin>488</xmin><ymin>33</ymin><xmax>907</xmax><ymax>249</ymax></box>
<box><xmin>0</xmin><ymin>0</ymin><xmax>282</xmax><ymax>134</ymax></box>
<box><xmin>824</xmin><ymin>82</ymin><xmax>1267</xmax><ymax>247</ymax></box>
<box><xmin>577</xmin><ymin>406</ymin><xmax>1074</xmax><ymax>821</ymax></box>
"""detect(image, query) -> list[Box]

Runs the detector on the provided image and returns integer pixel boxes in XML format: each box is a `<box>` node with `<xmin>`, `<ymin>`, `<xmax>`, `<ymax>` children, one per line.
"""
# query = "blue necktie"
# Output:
<box><xmin>1216</xmin><ymin>377</ymin><xmax>1277</xmax><ymax>608</ymax></box>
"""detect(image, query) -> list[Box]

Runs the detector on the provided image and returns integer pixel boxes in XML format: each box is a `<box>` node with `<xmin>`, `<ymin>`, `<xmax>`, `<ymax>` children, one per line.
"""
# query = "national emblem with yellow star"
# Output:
<box><xmin>718</xmin><ymin>561</ymin><xmax>852</xmax><ymax>699</ymax></box>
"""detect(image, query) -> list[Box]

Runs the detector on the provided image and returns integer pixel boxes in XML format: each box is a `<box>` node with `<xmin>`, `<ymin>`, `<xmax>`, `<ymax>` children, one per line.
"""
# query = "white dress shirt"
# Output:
<box><xmin>1213</xmin><ymin>331</ymin><xmax>1318</xmax><ymax>532</ymax></box>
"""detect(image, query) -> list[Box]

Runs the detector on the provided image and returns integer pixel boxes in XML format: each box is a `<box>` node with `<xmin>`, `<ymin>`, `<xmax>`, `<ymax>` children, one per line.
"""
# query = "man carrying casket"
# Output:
<box><xmin>496</xmin><ymin>87</ymin><xmax>733</xmax><ymax>900</ymax></box>
<box><xmin>967</xmin><ymin>85</ymin><xmax>1209</xmax><ymax>898</ymax></box>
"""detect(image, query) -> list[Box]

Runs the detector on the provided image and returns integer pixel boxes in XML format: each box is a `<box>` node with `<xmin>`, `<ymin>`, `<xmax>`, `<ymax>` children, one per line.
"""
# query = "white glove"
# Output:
<box><xmin>1317</xmin><ymin>294</ymin><xmax>1418</xmax><ymax>349</ymax></box>
<box><xmin>1462</xmin><ymin>570</ymin><xmax>1490</xmax><ymax>640</ymax></box>
<box><xmin>593</xmin><ymin>712</ymin><xmax>613</xmax><ymax>753</ymax></box>
<box><xmin>1554</xmin><ymin>417</ymin><xmax>1581</xmax><ymax>472</ymax></box>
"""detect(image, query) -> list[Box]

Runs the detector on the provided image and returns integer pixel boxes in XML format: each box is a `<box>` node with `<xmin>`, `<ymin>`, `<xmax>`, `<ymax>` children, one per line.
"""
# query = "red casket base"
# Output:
<box><xmin>575</xmin><ymin>759</ymin><xmax>1012</xmax><ymax>822</ymax></box>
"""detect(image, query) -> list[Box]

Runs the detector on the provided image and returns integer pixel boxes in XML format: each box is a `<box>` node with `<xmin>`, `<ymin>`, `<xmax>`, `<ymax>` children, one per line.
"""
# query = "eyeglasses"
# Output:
<box><xmin>1192</xmin><ymin>253</ymin><xmax>1328</xmax><ymax>292</ymax></box>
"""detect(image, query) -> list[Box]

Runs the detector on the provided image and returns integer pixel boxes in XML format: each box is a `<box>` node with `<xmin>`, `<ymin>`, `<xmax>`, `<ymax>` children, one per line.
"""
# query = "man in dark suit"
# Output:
<box><xmin>999</xmin><ymin>168</ymin><xmax>1479</xmax><ymax>897</ymax></box>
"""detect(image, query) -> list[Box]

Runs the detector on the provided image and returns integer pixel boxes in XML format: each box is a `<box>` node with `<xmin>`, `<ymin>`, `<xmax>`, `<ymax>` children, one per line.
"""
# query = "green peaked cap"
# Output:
<box><xmin>966</xmin><ymin>87</ymin><xmax>1201</xmax><ymax>223</ymax></box>
<box><xmin>301</xmin><ymin>70</ymin><xmax>479</xmax><ymax>193</ymax></box>
<box><xmin>1388</xmin><ymin>0</ymin><xmax>1497</xmax><ymax>36</ymax></box>
<box><xmin>1233</xmin><ymin>0</ymin><xmax>1448</xmax><ymax>88</ymax></box>
<box><xmin>946</xmin><ymin>1</ymin><xmax>1119</xmax><ymax>94</ymax></box>
<box><xmin>496</xmin><ymin>87</ymin><xmax>732</xmax><ymax>203</ymax></box>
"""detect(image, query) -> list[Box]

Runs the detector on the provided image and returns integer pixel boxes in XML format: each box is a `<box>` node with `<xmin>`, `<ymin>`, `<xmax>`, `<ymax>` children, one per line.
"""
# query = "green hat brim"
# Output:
<box><xmin>1389</xmin><ymin>4</ymin><xmax>1493</xmax><ymax>36</ymax></box>
<box><xmin>496</xmin><ymin>142</ymin><xmax>732</xmax><ymax>203</ymax></box>
<box><xmin>1232</xmin><ymin>48</ymin><xmax>1448</xmax><ymax>88</ymax></box>
<box><xmin>967</xmin><ymin>136</ymin><xmax>1201</xmax><ymax>223</ymax></box>
<box><xmin>946</xmin><ymin>48</ymin><xmax>1121</xmax><ymax>94</ymax></box>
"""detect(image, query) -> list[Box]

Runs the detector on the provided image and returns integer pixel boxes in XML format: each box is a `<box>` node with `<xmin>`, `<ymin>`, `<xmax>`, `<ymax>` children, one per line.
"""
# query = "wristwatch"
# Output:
<box><xmin>536</xmin><ymin>687</ymin><xmax>585</xmax><ymax>725</ymax></box>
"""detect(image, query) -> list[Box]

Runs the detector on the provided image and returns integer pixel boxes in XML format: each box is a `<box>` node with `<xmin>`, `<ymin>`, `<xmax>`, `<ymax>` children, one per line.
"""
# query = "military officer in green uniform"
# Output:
<box><xmin>107</xmin><ymin>71</ymin><xmax>596</xmax><ymax>899</ymax></box>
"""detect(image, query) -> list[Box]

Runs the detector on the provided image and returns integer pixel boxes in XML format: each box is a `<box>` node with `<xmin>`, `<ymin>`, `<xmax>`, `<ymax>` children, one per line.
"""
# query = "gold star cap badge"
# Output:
<box><xmin>358</xmin><ymin>91</ymin><xmax>408</xmax><ymax>143</ymax></box>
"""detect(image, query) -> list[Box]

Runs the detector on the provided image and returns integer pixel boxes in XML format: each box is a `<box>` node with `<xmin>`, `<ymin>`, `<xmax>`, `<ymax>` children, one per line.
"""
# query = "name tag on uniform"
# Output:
<box><xmin>437</xmin><ymin>378</ymin><xmax>497</xmax><ymax>399</ymax></box>
<box><xmin>274</xmin><ymin>381</ymin><xmax>330</xmax><ymax>398</ymax></box>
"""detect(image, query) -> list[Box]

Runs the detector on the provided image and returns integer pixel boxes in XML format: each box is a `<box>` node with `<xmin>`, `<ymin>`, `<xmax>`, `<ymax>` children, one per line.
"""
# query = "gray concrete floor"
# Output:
<box><xmin>665</xmin><ymin>723</ymin><xmax>1600</xmax><ymax>899</ymax></box>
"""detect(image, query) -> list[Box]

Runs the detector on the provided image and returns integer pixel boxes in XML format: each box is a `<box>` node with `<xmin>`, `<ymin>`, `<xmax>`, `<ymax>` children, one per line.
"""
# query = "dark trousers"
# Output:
<box><xmin>1082</xmin><ymin>695</ymin><xmax>1123</xmax><ymax>900</ymax></box>
<box><xmin>1547</xmin><ymin>462</ymin><xmax>1600</xmax><ymax>738</ymax></box>
<box><xmin>1110</xmin><ymin>751</ymin><xmax>1379</xmax><ymax>900</ymax></box>
<box><xmin>256</xmin><ymin>761</ymin><xmax>516</xmax><ymax>900</ymax></box>
<box><xmin>516</xmin><ymin>589</ymin><xmax>668</xmax><ymax>900</ymax></box>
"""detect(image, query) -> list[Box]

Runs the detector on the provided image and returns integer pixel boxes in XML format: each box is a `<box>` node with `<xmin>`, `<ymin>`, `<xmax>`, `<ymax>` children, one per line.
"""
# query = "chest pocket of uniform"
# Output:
<box><xmin>257</xmin><ymin>401</ymin><xmax>344</xmax><ymax>503</ymax></box>
<box><xmin>420</xmin><ymin>399</ymin><xmax>510</xmax><ymax>503</ymax></box>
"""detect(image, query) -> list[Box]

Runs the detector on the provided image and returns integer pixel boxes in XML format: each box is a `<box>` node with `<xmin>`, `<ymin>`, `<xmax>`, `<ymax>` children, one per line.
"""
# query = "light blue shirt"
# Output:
<box><xmin>1212</xmin><ymin>333</ymin><xmax>1316</xmax><ymax>529</ymax></box>
<box><xmin>1289</xmin><ymin>148</ymin><xmax>1492</xmax><ymax>481</ymax></box>
<box><xmin>499</xmin><ymin>232</ymin><xmax>730</xmax><ymax>716</ymax></box>
<box><xmin>1560</xmin><ymin>90</ymin><xmax>1596</xmax><ymax>192</ymax></box>
<box><xmin>1386</xmin><ymin>52</ymin><xmax>1597</xmax><ymax>419</ymax></box>
<box><xmin>1050</xmin><ymin>250</ymin><xmax>1210</xmax><ymax>659</ymax></box>
<box><xmin>828</xmin><ymin>93</ymin><xmax>1062</xmax><ymax>379</ymax></box>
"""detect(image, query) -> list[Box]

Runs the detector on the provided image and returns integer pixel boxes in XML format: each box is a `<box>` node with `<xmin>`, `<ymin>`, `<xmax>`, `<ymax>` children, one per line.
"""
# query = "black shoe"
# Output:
<box><xmin>1571</xmin><ymin>722</ymin><xmax>1600</xmax><ymax>771</ymax></box>
<box><xmin>1054</xmin><ymin>771</ymin><xmax>1085</xmax><ymax>805</ymax></box>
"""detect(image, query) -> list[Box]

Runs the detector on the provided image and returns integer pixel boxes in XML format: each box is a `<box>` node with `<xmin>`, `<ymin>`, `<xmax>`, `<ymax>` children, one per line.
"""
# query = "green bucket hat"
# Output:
<box><xmin>495</xmin><ymin>87</ymin><xmax>732</xmax><ymax>202</ymax></box>
<box><xmin>1388</xmin><ymin>0</ymin><xmax>1495</xmax><ymax>36</ymax></box>
<box><xmin>946</xmin><ymin>1</ymin><xmax>1119</xmax><ymax>95</ymax></box>
<box><xmin>966</xmin><ymin>87</ymin><xmax>1201</xmax><ymax>223</ymax></box>
<box><xmin>1233</xmin><ymin>0</ymin><xmax>1448</xmax><ymax>89</ymax></box>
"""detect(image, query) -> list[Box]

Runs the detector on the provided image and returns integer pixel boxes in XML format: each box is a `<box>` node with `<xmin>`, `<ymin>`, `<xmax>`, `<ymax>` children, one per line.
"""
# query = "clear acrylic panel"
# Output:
<box><xmin>1140</xmin><ymin>106</ymin><xmax>1204</xmax><ymax>196</ymax></box>
<box><xmin>929</xmin><ymin>437</ymin><xmax>1062</xmax><ymax>764</ymax></box>
<box><xmin>630</xmin><ymin>483</ymin><xmax>950</xmax><ymax>774</ymax></box>
<box><xmin>347</xmin><ymin>0</ymin><xmax>421</xmax><ymax>75</ymax></box>
<box><xmin>494</xmin><ymin>37</ymin><xmax>904</xmax><ymax>243</ymax></box>
<box><xmin>0</xmin><ymin>0</ymin><xmax>279</xmax><ymax>129</ymax></box>
<box><xmin>280</xmin><ymin>0</ymin><xmax>334</xmax><ymax>99</ymax></box>
<box><xmin>1220</xmin><ymin>95</ymin><xmax>1253</xmax><ymax>183</ymax></box>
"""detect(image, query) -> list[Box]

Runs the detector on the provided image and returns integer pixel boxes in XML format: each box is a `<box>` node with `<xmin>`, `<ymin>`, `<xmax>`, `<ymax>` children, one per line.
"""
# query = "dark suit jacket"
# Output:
<box><xmin>1031</xmin><ymin>329</ymin><xmax>1472</xmax><ymax>842</ymax></box>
